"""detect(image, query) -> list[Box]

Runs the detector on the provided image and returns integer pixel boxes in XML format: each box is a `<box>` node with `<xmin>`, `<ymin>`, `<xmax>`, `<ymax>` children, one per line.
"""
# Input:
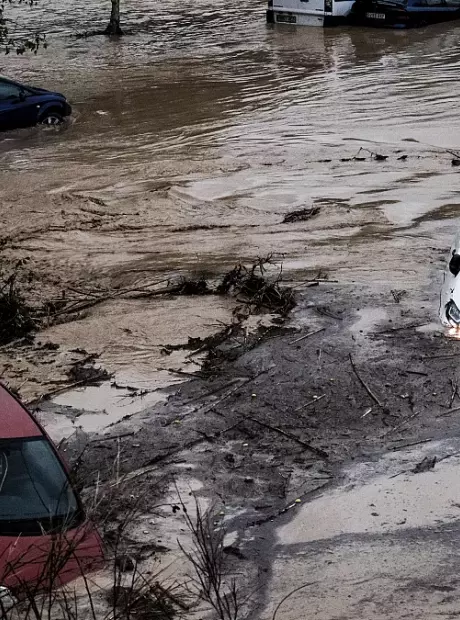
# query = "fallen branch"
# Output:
<box><xmin>290</xmin><ymin>279</ymin><xmax>339</xmax><ymax>290</ymax></box>
<box><xmin>383</xmin><ymin>411</ymin><xmax>420</xmax><ymax>436</ymax></box>
<box><xmin>316</xmin><ymin>307</ymin><xmax>343</xmax><ymax>321</ymax></box>
<box><xmin>437</xmin><ymin>404</ymin><xmax>460</xmax><ymax>417</ymax></box>
<box><xmin>250</xmin><ymin>480</ymin><xmax>331</xmax><ymax>527</ymax></box>
<box><xmin>423</xmin><ymin>353</ymin><xmax>459</xmax><ymax>360</ymax></box>
<box><xmin>184</xmin><ymin>378</ymin><xmax>243</xmax><ymax>405</ymax></box>
<box><xmin>194</xmin><ymin>371</ymin><xmax>267</xmax><ymax>416</ymax></box>
<box><xmin>272</xmin><ymin>582</ymin><xmax>318</xmax><ymax>620</ymax></box>
<box><xmin>164</xmin><ymin>368</ymin><xmax>208</xmax><ymax>379</ymax></box>
<box><xmin>449</xmin><ymin>379</ymin><xmax>458</xmax><ymax>408</ymax></box>
<box><xmin>405</xmin><ymin>369</ymin><xmax>428</xmax><ymax>377</ymax></box>
<box><xmin>245</xmin><ymin>414</ymin><xmax>328</xmax><ymax>459</ymax></box>
<box><xmin>391</xmin><ymin>438</ymin><xmax>433</xmax><ymax>451</ymax></box>
<box><xmin>26</xmin><ymin>371</ymin><xmax>110</xmax><ymax>406</ymax></box>
<box><xmin>90</xmin><ymin>432</ymin><xmax>136</xmax><ymax>444</ymax></box>
<box><xmin>349</xmin><ymin>354</ymin><xmax>383</xmax><ymax>408</ymax></box>
<box><xmin>141</xmin><ymin>422</ymin><xmax>242</xmax><ymax>468</ymax></box>
<box><xmin>294</xmin><ymin>394</ymin><xmax>326</xmax><ymax>412</ymax></box>
<box><xmin>290</xmin><ymin>327</ymin><xmax>325</xmax><ymax>345</ymax></box>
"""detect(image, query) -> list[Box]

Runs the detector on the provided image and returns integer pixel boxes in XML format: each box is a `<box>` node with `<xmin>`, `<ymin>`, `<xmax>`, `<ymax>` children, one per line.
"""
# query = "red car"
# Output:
<box><xmin>0</xmin><ymin>383</ymin><xmax>103</xmax><ymax>598</ymax></box>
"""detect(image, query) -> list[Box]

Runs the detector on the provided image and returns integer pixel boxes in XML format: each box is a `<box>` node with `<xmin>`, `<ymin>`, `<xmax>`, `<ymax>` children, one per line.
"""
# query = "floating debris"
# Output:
<box><xmin>412</xmin><ymin>456</ymin><xmax>437</xmax><ymax>474</ymax></box>
<box><xmin>282</xmin><ymin>206</ymin><xmax>320</xmax><ymax>224</ymax></box>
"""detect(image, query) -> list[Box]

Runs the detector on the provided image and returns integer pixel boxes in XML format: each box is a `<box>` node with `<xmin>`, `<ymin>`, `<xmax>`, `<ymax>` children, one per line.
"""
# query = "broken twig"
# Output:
<box><xmin>405</xmin><ymin>369</ymin><xmax>428</xmax><ymax>377</ymax></box>
<box><xmin>294</xmin><ymin>394</ymin><xmax>326</xmax><ymax>412</ymax></box>
<box><xmin>245</xmin><ymin>414</ymin><xmax>328</xmax><ymax>459</ymax></box>
<box><xmin>272</xmin><ymin>583</ymin><xmax>318</xmax><ymax>620</ymax></box>
<box><xmin>437</xmin><ymin>404</ymin><xmax>460</xmax><ymax>417</ymax></box>
<box><xmin>391</xmin><ymin>438</ymin><xmax>433</xmax><ymax>451</ymax></box>
<box><xmin>290</xmin><ymin>327</ymin><xmax>325</xmax><ymax>345</ymax></box>
<box><xmin>194</xmin><ymin>371</ymin><xmax>267</xmax><ymax>416</ymax></box>
<box><xmin>349</xmin><ymin>354</ymin><xmax>383</xmax><ymax>408</ymax></box>
<box><xmin>383</xmin><ymin>410</ymin><xmax>420</xmax><ymax>436</ymax></box>
<box><xmin>449</xmin><ymin>379</ymin><xmax>458</xmax><ymax>408</ymax></box>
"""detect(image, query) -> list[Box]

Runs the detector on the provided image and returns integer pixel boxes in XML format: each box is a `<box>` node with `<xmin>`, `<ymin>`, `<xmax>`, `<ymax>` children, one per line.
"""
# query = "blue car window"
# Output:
<box><xmin>412</xmin><ymin>0</ymin><xmax>444</xmax><ymax>5</ymax></box>
<box><xmin>0</xmin><ymin>81</ymin><xmax>22</xmax><ymax>101</ymax></box>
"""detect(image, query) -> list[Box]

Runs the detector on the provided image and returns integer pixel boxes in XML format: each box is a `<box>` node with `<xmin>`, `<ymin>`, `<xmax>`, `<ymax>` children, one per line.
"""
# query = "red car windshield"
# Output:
<box><xmin>0</xmin><ymin>438</ymin><xmax>81</xmax><ymax>535</ymax></box>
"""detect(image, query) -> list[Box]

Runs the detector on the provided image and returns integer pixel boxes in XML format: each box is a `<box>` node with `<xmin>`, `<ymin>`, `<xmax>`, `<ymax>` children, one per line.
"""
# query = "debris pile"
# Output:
<box><xmin>282</xmin><ymin>206</ymin><xmax>320</xmax><ymax>224</ymax></box>
<box><xmin>217</xmin><ymin>256</ymin><xmax>295</xmax><ymax>317</ymax></box>
<box><xmin>0</xmin><ymin>264</ymin><xmax>37</xmax><ymax>345</ymax></box>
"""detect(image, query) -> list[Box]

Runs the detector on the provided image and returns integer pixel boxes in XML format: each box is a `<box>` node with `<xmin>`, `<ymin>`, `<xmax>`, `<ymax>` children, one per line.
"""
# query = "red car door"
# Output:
<box><xmin>0</xmin><ymin>385</ymin><xmax>104</xmax><ymax>591</ymax></box>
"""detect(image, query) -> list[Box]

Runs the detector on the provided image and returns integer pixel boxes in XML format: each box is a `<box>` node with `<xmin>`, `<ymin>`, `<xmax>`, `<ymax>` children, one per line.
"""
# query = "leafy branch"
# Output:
<box><xmin>0</xmin><ymin>0</ymin><xmax>47</xmax><ymax>54</ymax></box>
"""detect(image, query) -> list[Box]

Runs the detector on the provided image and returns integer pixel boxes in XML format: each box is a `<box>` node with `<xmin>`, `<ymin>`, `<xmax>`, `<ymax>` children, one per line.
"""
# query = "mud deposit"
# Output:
<box><xmin>3</xmin><ymin>2</ymin><xmax>460</xmax><ymax>617</ymax></box>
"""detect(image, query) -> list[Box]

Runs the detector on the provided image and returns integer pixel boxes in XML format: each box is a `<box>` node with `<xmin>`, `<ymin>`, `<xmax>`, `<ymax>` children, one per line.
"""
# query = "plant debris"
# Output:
<box><xmin>107</xmin><ymin>585</ymin><xmax>178</xmax><ymax>620</ymax></box>
<box><xmin>412</xmin><ymin>456</ymin><xmax>437</xmax><ymax>474</ymax></box>
<box><xmin>0</xmin><ymin>266</ymin><xmax>37</xmax><ymax>345</ymax></box>
<box><xmin>174</xmin><ymin>276</ymin><xmax>210</xmax><ymax>296</ymax></box>
<box><xmin>282</xmin><ymin>206</ymin><xmax>320</xmax><ymax>224</ymax></box>
<box><xmin>217</xmin><ymin>256</ymin><xmax>295</xmax><ymax>317</ymax></box>
<box><xmin>67</xmin><ymin>355</ymin><xmax>111</xmax><ymax>385</ymax></box>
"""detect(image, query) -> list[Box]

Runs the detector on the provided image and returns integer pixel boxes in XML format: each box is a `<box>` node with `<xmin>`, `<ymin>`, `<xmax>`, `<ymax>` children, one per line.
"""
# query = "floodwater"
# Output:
<box><xmin>2</xmin><ymin>0</ymin><xmax>460</xmax><ymax>416</ymax></box>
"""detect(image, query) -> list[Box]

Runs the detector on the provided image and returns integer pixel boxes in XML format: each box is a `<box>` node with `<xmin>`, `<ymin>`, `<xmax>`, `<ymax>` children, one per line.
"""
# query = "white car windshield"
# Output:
<box><xmin>0</xmin><ymin>438</ymin><xmax>80</xmax><ymax>535</ymax></box>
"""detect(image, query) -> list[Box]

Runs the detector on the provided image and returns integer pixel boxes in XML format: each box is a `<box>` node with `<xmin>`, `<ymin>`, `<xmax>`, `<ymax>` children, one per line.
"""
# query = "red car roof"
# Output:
<box><xmin>0</xmin><ymin>382</ymin><xmax>43</xmax><ymax>439</ymax></box>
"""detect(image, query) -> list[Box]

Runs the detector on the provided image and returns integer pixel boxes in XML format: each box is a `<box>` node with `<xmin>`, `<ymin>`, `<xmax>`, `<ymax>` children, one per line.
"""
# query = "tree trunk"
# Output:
<box><xmin>105</xmin><ymin>0</ymin><xmax>123</xmax><ymax>35</ymax></box>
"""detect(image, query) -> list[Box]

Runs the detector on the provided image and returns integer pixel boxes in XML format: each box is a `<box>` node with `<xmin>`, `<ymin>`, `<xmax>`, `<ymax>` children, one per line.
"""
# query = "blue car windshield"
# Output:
<box><xmin>0</xmin><ymin>438</ymin><xmax>80</xmax><ymax>534</ymax></box>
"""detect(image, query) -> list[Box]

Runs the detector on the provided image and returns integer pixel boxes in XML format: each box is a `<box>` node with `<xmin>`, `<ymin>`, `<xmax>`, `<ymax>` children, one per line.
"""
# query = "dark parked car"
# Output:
<box><xmin>0</xmin><ymin>382</ymin><xmax>103</xmax><ymax>598</ymax></box>
<box><xmin>0</xmin><ymin>76</ymin><xmax>72</xmax><ymax>131</ymax></box>
<box><xmin>349</xmin><ymin>0</ymin><xmax>460</xmax><ymax>27</ymax></box>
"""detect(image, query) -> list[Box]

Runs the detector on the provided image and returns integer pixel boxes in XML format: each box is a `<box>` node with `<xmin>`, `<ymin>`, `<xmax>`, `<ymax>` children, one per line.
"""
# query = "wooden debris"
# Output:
<box><xmin>391</xmin><ymin>438</ymin><xmax>433</xmax><ymax>451</ymax></box>
<box><xmin>290</xmin><ymin>327</ymin><xmax>325</xmax><ymax>345</ymax></box>
<box><xmin>349</xmin><ymin>354</ymin><xmax>383</xmax><ymax>408</ymax></box>
<box><xmin>412</xmin><ymin>456</ymin><xmax>436</xmax><ymax>474</ymax></box>
<box><xmin>244</xmin><ymin>414</ymin><xmax>329</xmax><ymax>459</ymax></box>
<box><xmin>405</xmin><ymin>369</ymin><xmax>428</xmax><ymax>377</ymax></box>
<box><xmin>438</xmin><ymin>404</ymin><xmax>460</xmax><ymax>417</ymax></box>
<box><xmin>294</xmin><ymin>394</ymin><xmax>326</xmax><ymax>412</ymax></box>
<box><xmin>383</xmin><ymin>411</ymin><xmax>420</xmax><ymax>436</ymax></box>
<box><xmin>449</xmin><ymin>379</ymin><xmax>459</xmax><ymax>408</ymax></box>
<box><xmin>282</xmin><ymin>206</ymin><xmax>320</xmax><ymax>224</ymax></box>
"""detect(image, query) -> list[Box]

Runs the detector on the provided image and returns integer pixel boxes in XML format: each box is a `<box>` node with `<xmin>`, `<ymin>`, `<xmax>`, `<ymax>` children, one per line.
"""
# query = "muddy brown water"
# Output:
<box><xmin>2</xmin><ymin>0</ymin><xmax>460</xmax><ymax>422</ymax></box>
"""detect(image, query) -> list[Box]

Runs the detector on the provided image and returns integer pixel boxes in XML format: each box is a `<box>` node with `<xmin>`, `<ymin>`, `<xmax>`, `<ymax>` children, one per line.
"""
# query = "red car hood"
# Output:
<box><xmin>0</xmin><ymin>523</ymin><xmax>104</xmax><ymax>591</ymax></box>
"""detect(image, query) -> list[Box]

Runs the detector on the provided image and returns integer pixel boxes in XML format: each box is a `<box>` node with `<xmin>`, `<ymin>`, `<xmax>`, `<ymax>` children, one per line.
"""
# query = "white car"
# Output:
<box><xmin>440</xmin><ymin>233</ymin><xmax>460</xmax><ymax>328</ymax></box>
<box><xmin>267</xmin><ymin>0</ymin><xmax>354</xmax><ymax>27</ymax></box>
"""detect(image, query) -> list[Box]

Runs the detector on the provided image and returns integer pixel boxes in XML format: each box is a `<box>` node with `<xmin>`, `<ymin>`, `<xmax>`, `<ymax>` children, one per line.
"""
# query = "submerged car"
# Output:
<box><xmin>0</xmin><ymin>76</ymin><xmax>71</xmax><ymax>132</ymax></box>
<box><xmin>440</xmin><ymin>233</ymin><xmax>460</xmax><ymax>330</ymax></box>
<box><xmin>267</xmin><ymin>0</ymin><xmax>355</xmax><ymax>27</ymax></box>
<box><xmin>349</xmin><ymin>0</ymin><xmax>460</xmax><ymax>27</ymax></box>
<box><xmin>0</xmin><ymin>383</ymin><xmax>103</xmax><ymax>597</ymax></box>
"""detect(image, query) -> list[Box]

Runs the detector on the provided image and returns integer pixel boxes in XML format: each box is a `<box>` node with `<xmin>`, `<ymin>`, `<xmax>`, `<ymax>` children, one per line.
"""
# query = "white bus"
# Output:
<box><xmin>267</xmin><ymin>0</ymin><xmax>355</xmax><ymax>26</ymax></box>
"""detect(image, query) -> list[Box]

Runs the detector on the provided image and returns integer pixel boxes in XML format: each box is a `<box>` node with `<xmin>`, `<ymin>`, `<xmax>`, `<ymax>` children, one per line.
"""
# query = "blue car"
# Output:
<box><xmin>0</xmin><ymin>76</ymin><xmax>72</xmax><ymax>131</ymax></box>
<box><xmin>350</xmin><ymin>0</ymin><xmax>460</xmax><ymax>26</ymax></box>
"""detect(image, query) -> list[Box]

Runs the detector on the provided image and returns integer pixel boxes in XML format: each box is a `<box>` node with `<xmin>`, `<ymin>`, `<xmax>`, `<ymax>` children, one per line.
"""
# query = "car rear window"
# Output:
<box><xmin>0</xmin><ymin>438</ymin><xmax>81</xmax><ymax>535</ymax></box>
